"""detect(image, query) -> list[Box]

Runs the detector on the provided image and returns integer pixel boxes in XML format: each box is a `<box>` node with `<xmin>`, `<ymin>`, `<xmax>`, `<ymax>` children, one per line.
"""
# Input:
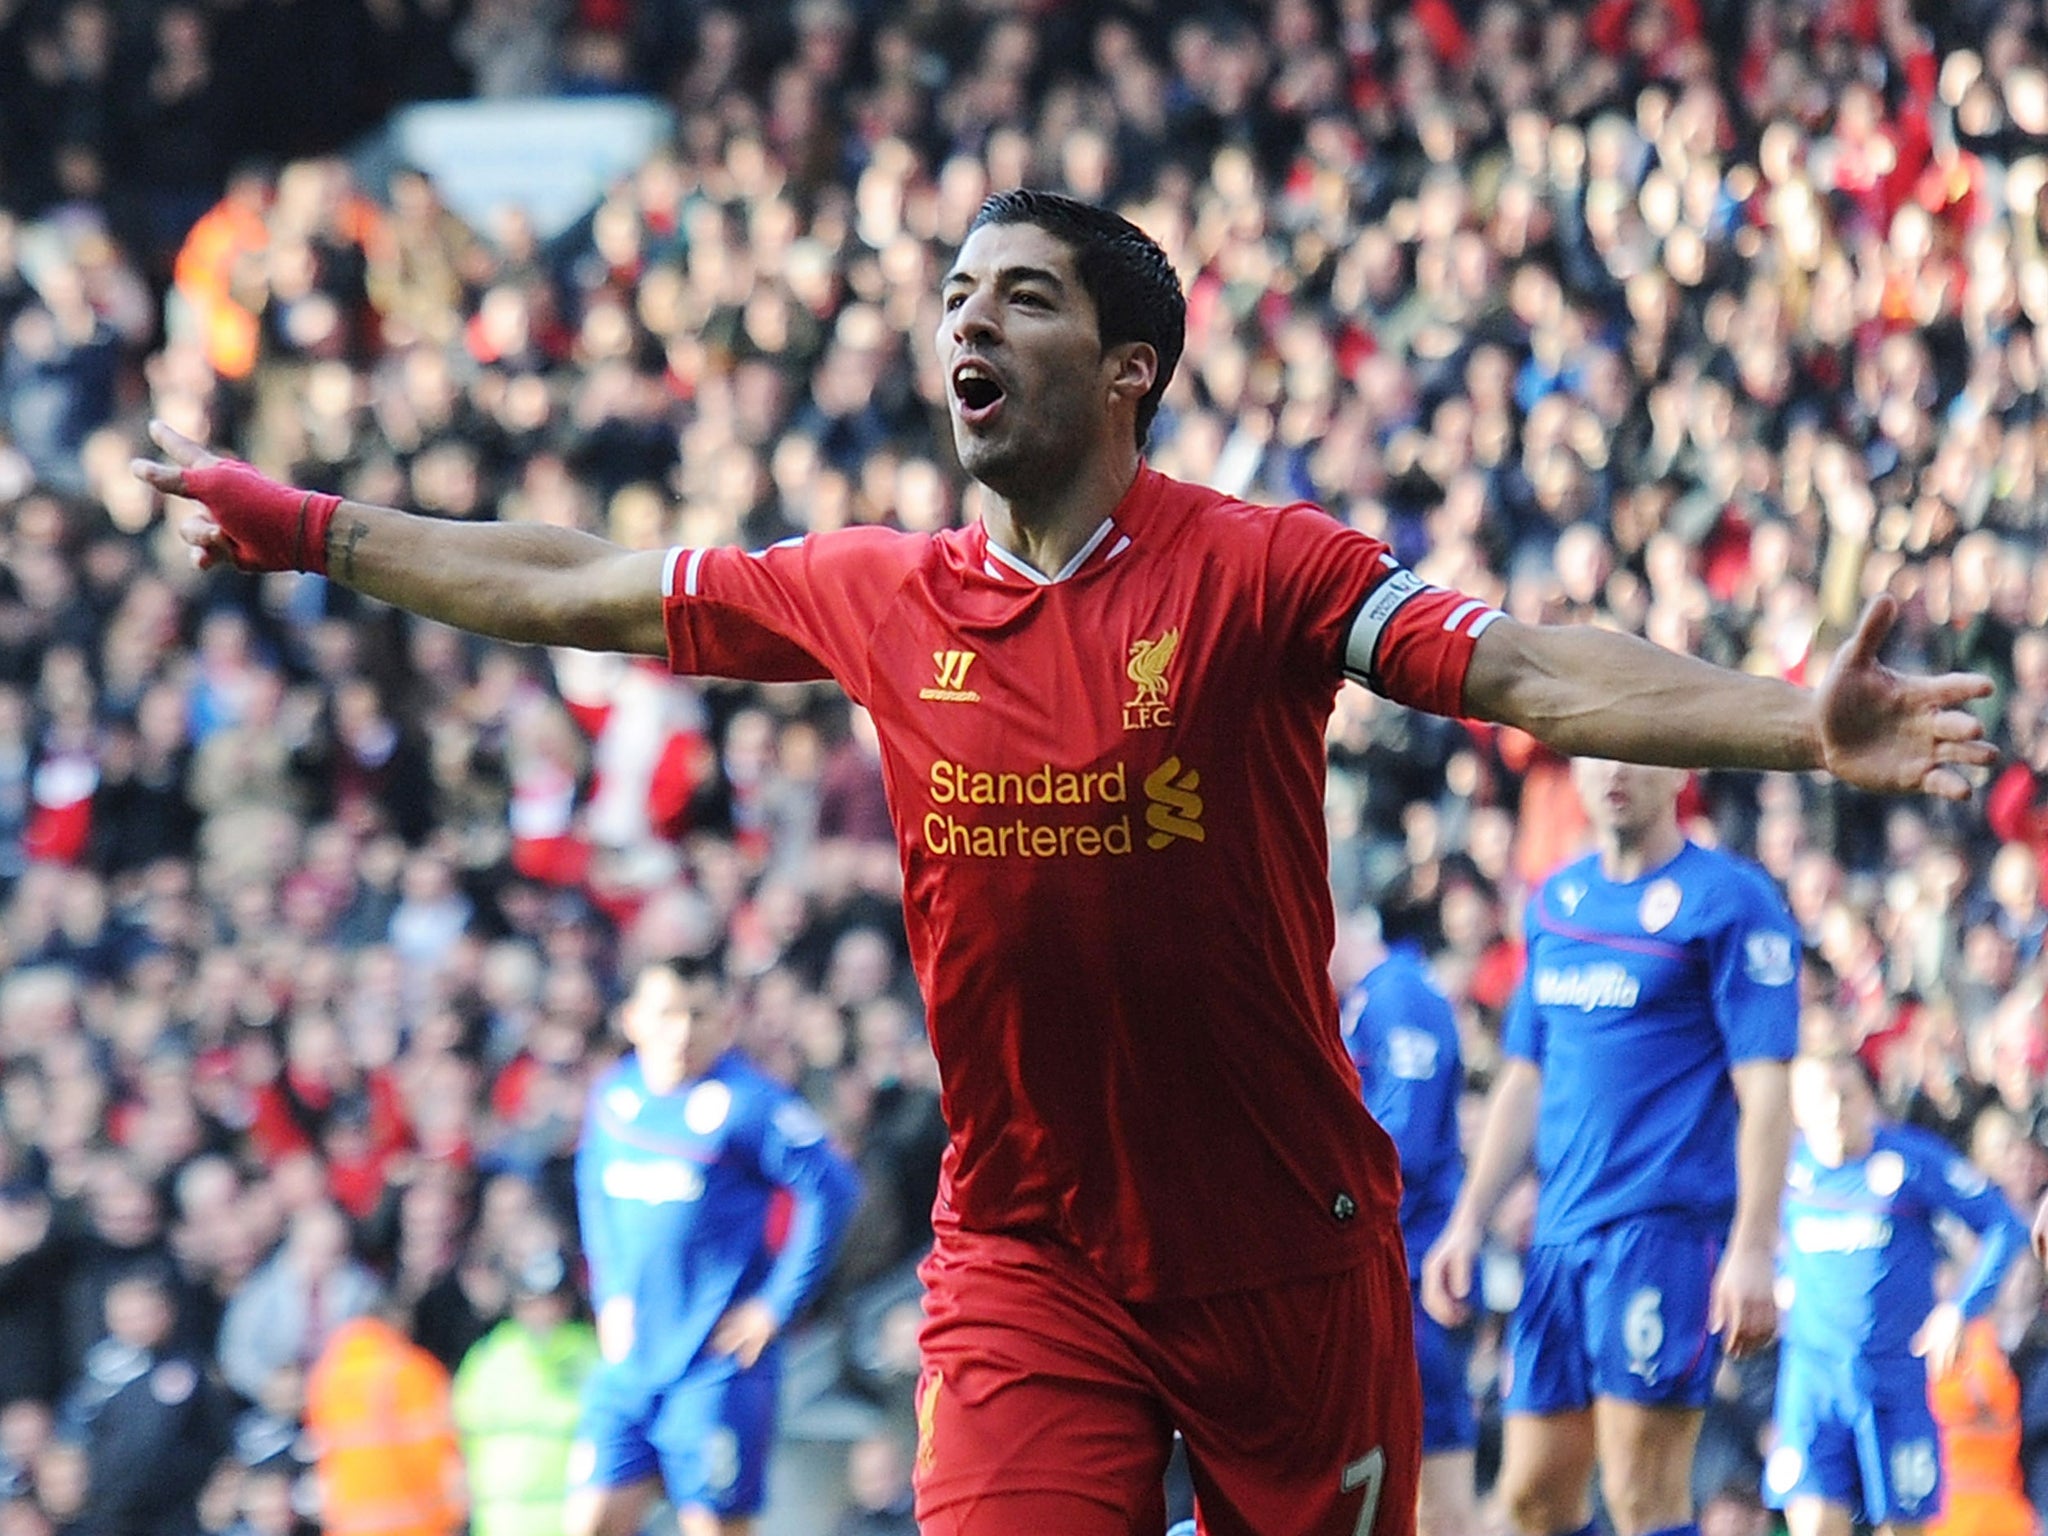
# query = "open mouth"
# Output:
<box><xmin>952</xmin><ymin>361</ymin><xmax>1007</xmax><ymax>425</ymax></box>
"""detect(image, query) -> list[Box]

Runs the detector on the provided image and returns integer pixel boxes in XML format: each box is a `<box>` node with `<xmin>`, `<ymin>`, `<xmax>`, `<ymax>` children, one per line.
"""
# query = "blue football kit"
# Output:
<box><xmin>1502</xmin><ymin>842</ymin><xmax>1800</xmax><ymax>1413</ymax></box>
<box><xmin>1343</xmin><ymin>940</ymin><xmax>1472</xmax><ymax>1453</ymax></box>
<box><xmin>1765</xmin><ymin>1122</ymin><xmax>2027</xmax><ymax>1523</ymax></box>
<box><xmin>572</xmin><ymin>1047</ymin><xmax>858</xmax><ymax>1514</ymax></box>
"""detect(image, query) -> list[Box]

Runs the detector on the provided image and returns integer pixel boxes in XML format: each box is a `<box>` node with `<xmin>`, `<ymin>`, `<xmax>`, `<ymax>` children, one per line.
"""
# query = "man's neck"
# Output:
<box><xmin>1599</xmin><ymin>821</ymin><xmax>1685</xmax><ymax>883</ymax></box>
<box><xmin>981</xmin><ymin>452</ymin><xmax>1141</xmax><ymax>579</ymax></box>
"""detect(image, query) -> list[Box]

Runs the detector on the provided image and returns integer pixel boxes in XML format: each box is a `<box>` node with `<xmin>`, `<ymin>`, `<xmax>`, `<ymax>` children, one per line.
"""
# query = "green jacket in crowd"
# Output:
<box><xmin>450</xmin><ymin>1316</ymin><xmax>601</xmax><ymax>1536</ymax></box>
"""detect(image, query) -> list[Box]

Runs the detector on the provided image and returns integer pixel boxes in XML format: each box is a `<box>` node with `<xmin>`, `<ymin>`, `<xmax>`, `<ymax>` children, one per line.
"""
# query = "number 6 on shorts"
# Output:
<box><xmin>1343</xmin><ymin>1447</ymin><xmax>1385</xmax><ymax>1536</ymax></box>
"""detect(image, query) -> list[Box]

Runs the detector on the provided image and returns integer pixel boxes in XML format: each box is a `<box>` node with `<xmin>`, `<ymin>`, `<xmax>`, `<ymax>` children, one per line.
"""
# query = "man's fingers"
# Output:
<box><xmin>1842</xmin><ymin>592</ymin><xmax>1899</xmax><ymax>669</ymax></box>
<box><xmin>147</xmin><ymin>417</ymin><xmax>210</xmax><ymax>466</ymax></box>
<box><xmin>1932</xmin><ymin>738</ymin><xmax>1998</xmax><ymax>766</ymax></box>
<box><xmin>1928</xmin><ymin>699</ymin><xmax>1994</xmax><ymax>736</ymax></box>
<box><xmin>131</xmin><ymin>458</ymin><xmax>187</xmax><ymax>496</ymax></box>
<box><xmin>1906</xmin><ymin>672</ymin><xmax>1997</xmax><ymax>711</ymax></box>
<box><xmin>1923</xmin><ymin>768</ymin><xmax>1975</xmax><ymax>802</ymax></box>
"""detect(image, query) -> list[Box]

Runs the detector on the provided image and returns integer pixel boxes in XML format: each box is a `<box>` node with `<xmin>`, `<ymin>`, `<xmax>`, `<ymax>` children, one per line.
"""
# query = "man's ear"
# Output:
<box><xmin>1106</xmin><ymin>342</ymin><xmax>1158</xmax><ymax>411</ymax></box>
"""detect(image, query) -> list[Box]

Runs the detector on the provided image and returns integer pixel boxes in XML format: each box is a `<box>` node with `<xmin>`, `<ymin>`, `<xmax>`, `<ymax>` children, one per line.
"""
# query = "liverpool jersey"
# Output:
<box><xmin>662</xmin><ymin>465</ymin><xmax>1494</xmax><ymax>1297</ymax></box>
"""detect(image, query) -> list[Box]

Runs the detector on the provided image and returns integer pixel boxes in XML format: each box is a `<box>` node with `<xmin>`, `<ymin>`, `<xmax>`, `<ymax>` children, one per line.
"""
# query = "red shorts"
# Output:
<box><xmin>913</xmin><ymin>1225</ymin><xmax>1421</xmax><ymax>1536</ymax></box>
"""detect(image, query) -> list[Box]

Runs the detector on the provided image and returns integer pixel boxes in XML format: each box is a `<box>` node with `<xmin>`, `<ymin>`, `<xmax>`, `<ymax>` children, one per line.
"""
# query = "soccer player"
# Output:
<box><xmin>1420</xmin><ymin>759</ymin><xmax>1801</xmax><ymax>1536</ymax></box>
<box><xmin>1766</xmin><ymin>1050</ymin><xmax>2028</xmax><ymax>1536</ymax></box>
<box><xmin>138</xmin><ymin>190</ymin><xmax>1994</xmax><ymax>1536</ymax></box>
<box><xmin>567</xmin><ymin>956</ymin><xmax>858</xmax><ymax>1536</ymax></box>
<box><xmin>1340</xmin><ymin>911</ymin><xmax>1477</xmax><ymax>1536</ymax></box>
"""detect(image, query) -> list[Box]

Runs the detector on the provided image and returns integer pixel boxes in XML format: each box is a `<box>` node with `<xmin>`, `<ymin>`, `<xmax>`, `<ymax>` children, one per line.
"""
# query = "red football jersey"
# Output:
<box><xmin>663</xmin><ymin>465</ymin><xmax>1495</xmax><ymax>1298</ymax></box>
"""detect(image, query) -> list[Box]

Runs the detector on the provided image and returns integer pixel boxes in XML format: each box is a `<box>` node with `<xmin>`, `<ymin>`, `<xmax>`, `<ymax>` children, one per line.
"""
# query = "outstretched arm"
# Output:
<box><xmin>134</xmin><ymin>421</ymin><xmax>669</xmax><ymax>655</ymax></box>
<box><xmin>1462</xmin><ymin>596</ymin><xmax>1995</xmax><ymax>800</ymax></box>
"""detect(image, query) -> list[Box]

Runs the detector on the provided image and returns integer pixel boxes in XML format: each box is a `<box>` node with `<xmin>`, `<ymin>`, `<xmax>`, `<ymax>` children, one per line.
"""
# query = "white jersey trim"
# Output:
<box><xmin>985</xmin><ymin>518</ymin><xmax>1117</xmax><ymax>585</ymax></box>
<box><xmin>1342</xmin><ymin>567</ymin><xmax>1428</xmax><ymax>685</ymax></box>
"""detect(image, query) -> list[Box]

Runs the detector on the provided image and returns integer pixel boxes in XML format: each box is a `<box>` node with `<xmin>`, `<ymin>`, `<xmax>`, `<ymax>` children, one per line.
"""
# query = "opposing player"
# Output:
<box><xmin>139</xmin><ymin>190</ymin><xmax>1994</xmax><ymax>1536</ymax></box>
<box><xmin>1340</xmin><ymin>911</ymin><xmax>1477</xmax><ymax>1536</ymax></box>
<box><xmin>1767</xmin><ymin>1051</ymin><xmax>2027</xmax><ymax>1536</ymax></box>
<box><xmin>1421</xmin><ymin>759</ymin><xmax>1800</xmax><ymax>1536</ymax></box>
<box><xmin>569</xmin><ymin>956</ymin><xmax>858</xmax><ymax>1536</ymax></box>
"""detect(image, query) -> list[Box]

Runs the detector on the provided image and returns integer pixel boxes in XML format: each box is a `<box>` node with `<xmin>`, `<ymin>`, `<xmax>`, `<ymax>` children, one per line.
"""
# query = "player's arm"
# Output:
<box><xmin>710</xmin><ymin>1099</ymin><xmax>861</xmax><ymax>1369</ymax></box>
<box><xmin>136</xmin><ymin>421</ymin><xmax>673</xmax><ymax>654</ymax></box>
<box><xmin>1912</xmin><ymin>1147</ymin><xmax>2031</xmax><ymax>1375</ymax></box>
<box><xmin>1461</xmin><ymin>597</ymin><xmax>1994</xmax><ymax>800</ymax></box>
<box><xmin>573</xmin><ymin>1100</ymin><xmax>634</xmax><ymax>1363</ymax></box>
<box><xmin>1421</xmin><ymin>1056</ymin><xmax>1541</xmax><ymax>1327</ymax></box>
<box><xmin>1714</xmin><ymin>1059</ymin><xmax>1792</xmax><ymax>1360</ymax></box>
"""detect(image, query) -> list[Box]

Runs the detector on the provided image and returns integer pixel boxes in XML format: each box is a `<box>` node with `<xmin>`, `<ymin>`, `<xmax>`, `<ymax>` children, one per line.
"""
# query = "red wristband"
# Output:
<box><xmin>182</xmin><ymin>459</ymin><xmax>341</xmax><ymax>576</ymax></box>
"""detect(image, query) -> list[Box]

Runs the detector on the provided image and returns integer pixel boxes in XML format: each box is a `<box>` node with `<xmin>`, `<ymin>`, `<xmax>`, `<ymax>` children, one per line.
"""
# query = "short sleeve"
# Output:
<box><xmin>1257</xmin><ymin>501</ymin><xmax>1503</xmax><ymax>716</ymax></box>
<box><xmin>1703</xmin><ymin>866</ymin><xmax>1801</xmax><ymax>1065</ymax></box>
<box><xmin>661</xmin><ymin>528</ymin><xmax>921</xmax><ymax>698</ymax></box>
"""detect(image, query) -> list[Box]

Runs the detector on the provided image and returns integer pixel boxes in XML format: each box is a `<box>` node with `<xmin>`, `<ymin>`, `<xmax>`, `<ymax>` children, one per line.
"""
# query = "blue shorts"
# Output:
<box><xmin>1413</xmin><ymin>1279</ymin><xmax>1476</xmax><ymax>1455</ymax></box>
<box><xmin>1763</xmin><ymin>1347</ymin><xmax>1941</xmax><ymax>1524</ymax></box>
<box><xmin>569</xmin><ymin>1353</ymin><xmax>779</xmax><ymax>1516</ymax></box>
<box><xmin>1506</xmin><ymin>1216</ymin><xmax>1723</xmax><ymax>1415</ymax></box>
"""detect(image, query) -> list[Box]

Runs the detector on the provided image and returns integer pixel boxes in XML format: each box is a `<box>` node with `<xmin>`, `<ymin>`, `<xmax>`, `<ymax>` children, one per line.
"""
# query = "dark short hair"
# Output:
<box><xmin>646</xmin><ymin>951</ymin><xmax>724</xmax><ymax>989</ymax></box>
<box><xmin>967</xmin><ymin>189</ymin><xmax>1186</xmax><ymax>450</ymax></box>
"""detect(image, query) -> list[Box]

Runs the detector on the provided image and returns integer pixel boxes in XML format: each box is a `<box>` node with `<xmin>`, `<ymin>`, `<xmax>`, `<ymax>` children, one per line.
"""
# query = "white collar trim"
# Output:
<box><xmin>984</xmin><ymin>518</ymin><xmax>1118</xmax><ymax>585</ymax></box>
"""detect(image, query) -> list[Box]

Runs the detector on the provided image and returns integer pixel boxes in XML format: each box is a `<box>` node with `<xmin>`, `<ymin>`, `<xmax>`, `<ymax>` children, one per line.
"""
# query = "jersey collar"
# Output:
<box><xmin>974</xmin><ymin>463</ymin><xmax>1159</xmax><ymax>586</ymax></box>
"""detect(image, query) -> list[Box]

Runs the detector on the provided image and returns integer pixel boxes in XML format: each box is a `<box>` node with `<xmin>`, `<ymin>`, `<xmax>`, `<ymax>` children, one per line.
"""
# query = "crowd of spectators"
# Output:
<box><xmin>7</xmin><ymin>0</ymin><xmax>2048</xmax><ymax>1529</ymax></box>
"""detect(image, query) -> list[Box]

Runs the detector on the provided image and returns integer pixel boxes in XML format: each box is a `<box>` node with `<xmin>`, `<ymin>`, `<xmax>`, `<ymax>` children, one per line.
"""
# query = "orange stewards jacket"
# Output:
<box><xmin>305</xmin><ymin>1316</ymin><xmax>467</xmax><ymax>1536</ymax></box>
<box><xmin>1927</xmin><ymin>1318</ymin><xmax>2039</xmax><ymax>1536</ymax></box>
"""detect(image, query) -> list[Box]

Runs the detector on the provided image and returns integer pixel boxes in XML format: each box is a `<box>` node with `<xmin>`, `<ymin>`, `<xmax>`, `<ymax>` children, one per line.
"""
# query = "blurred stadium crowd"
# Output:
<box><xmin>7</xmin><ymin>0</ymin><xmax>2048</xmax><ymax>1530</ymax></box>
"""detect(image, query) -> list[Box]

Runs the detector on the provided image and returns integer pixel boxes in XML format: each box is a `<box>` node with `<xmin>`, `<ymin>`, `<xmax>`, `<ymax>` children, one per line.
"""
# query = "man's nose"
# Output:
<box><xmin>951</xmin><ymin>289</ymin><xmax>1001</xmax><ymax>344</ymax></box>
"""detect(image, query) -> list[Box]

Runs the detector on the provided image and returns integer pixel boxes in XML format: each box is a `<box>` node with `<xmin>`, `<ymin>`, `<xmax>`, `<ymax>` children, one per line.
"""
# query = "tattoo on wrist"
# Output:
<box><xmin>335</xmin><ymin>518</ymin><xmax>370</xmax><ymax>583</ymax></box>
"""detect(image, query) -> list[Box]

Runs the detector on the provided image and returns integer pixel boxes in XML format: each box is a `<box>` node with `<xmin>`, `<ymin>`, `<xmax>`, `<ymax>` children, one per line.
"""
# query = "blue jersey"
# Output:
<box><xmin>1782</xmin><ymin>1122</ymin><xmax>2027</xmax><ymax>1365</ymax></box>
<box><xmin>1504</xmin><ymin>842</ymin><xmax>1799</xmax><ymax>1244</ymax></box>
<box><xmin>575</xmin><ymin>1048</ymin><xmax>859</xmax><ymax>1391</ymax></box>
<box><xmin>1342</xmin><ymin>942</ymin><xmax>1462</xmax><ymax>1268</ymax></box>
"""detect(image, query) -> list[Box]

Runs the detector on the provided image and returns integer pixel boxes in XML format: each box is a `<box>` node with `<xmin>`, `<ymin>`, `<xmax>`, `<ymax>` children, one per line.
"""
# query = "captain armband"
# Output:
<box><xmin>1342</xmin><ymin>567</ymin><xmax>1505</xmax><ymax>698</ymax></box>
<box><xmin>1342</xmin><ymin>568</ymin><xmax>1428</xmax><ymax>691</ymax></box>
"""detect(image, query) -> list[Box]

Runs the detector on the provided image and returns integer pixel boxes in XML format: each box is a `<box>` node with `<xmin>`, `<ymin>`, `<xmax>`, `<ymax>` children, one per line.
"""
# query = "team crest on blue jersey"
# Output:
<box><xmin>1638</xmin><ymin>879</ymin><xmax>1682</xmax><ymax>933</ymax></box>
<box><xmin>1866</xmin><ymin>1151</ymin><xmax>1905</xmax><ymax>1196</ymax></box>
<box><xmin>684</xmin><ymin>1081</ymin><xmax>733</xmax><ymax>1135</ymax></box>
<box><xmin>607</xmin><ymin>1086</ymin><xmax>642</xmax><ymax>1121</ymax></box>
<box><xmin>1555</xmin><ymin>880</ymin><xmax>1585</xmax><ymax>915</ymax></box>
<box><xmin>1947</xmin><ymin>1160</ymin><xmax>1989</xmax><ymax>1196</ymax></box>
<box><xmin>1385</xmin><ymin>1026</ymin><xmax>1440</xmax><ymax>1081</ymax></box>
<box><xmin>1743</xmin><ymin>931</ymin><xmax>1796</xmax><ymax>986</ymax></box>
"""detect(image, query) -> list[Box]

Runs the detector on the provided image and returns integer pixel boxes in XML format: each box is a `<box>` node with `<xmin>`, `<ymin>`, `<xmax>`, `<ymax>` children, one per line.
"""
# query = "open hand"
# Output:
<box><xmin>1817</xmin><ymin>595</ymin><xmax>1996</xmax><ymax>801</ymax></box>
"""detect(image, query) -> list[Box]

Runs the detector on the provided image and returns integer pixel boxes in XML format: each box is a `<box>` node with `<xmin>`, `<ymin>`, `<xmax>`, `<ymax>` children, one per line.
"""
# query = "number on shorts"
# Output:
<box><xmin>1342</xmin><ymin>1447</ymin><xmax>1385</xmax><ymax>1536</ymax></box>
<box><xmin>1891</xmin><ymin>1440</ymin><xmax>1937</xmax><ymax>1505</ymax></box>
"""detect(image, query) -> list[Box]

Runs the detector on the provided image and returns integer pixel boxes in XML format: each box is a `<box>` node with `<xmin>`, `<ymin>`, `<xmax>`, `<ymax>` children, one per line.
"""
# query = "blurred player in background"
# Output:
<box><xmin>1340</xmin><ymin>909</ymin><xmax>1476</xmax><ymax>1536</ymax></box>
<box><xmin>569</xmin><ymin>956</ymin><xmax>858</xmax><ymax>1536</ymax></box>
<box><xmin>1766</xmin><ymin>1050</ymin><xmax>2027</xmax><ymax>1536</ymax></box>
<box><xmin>1423</xmin><ymin>760</ymin><xmax>1801</xmax><ymax>1536</ymax></box>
